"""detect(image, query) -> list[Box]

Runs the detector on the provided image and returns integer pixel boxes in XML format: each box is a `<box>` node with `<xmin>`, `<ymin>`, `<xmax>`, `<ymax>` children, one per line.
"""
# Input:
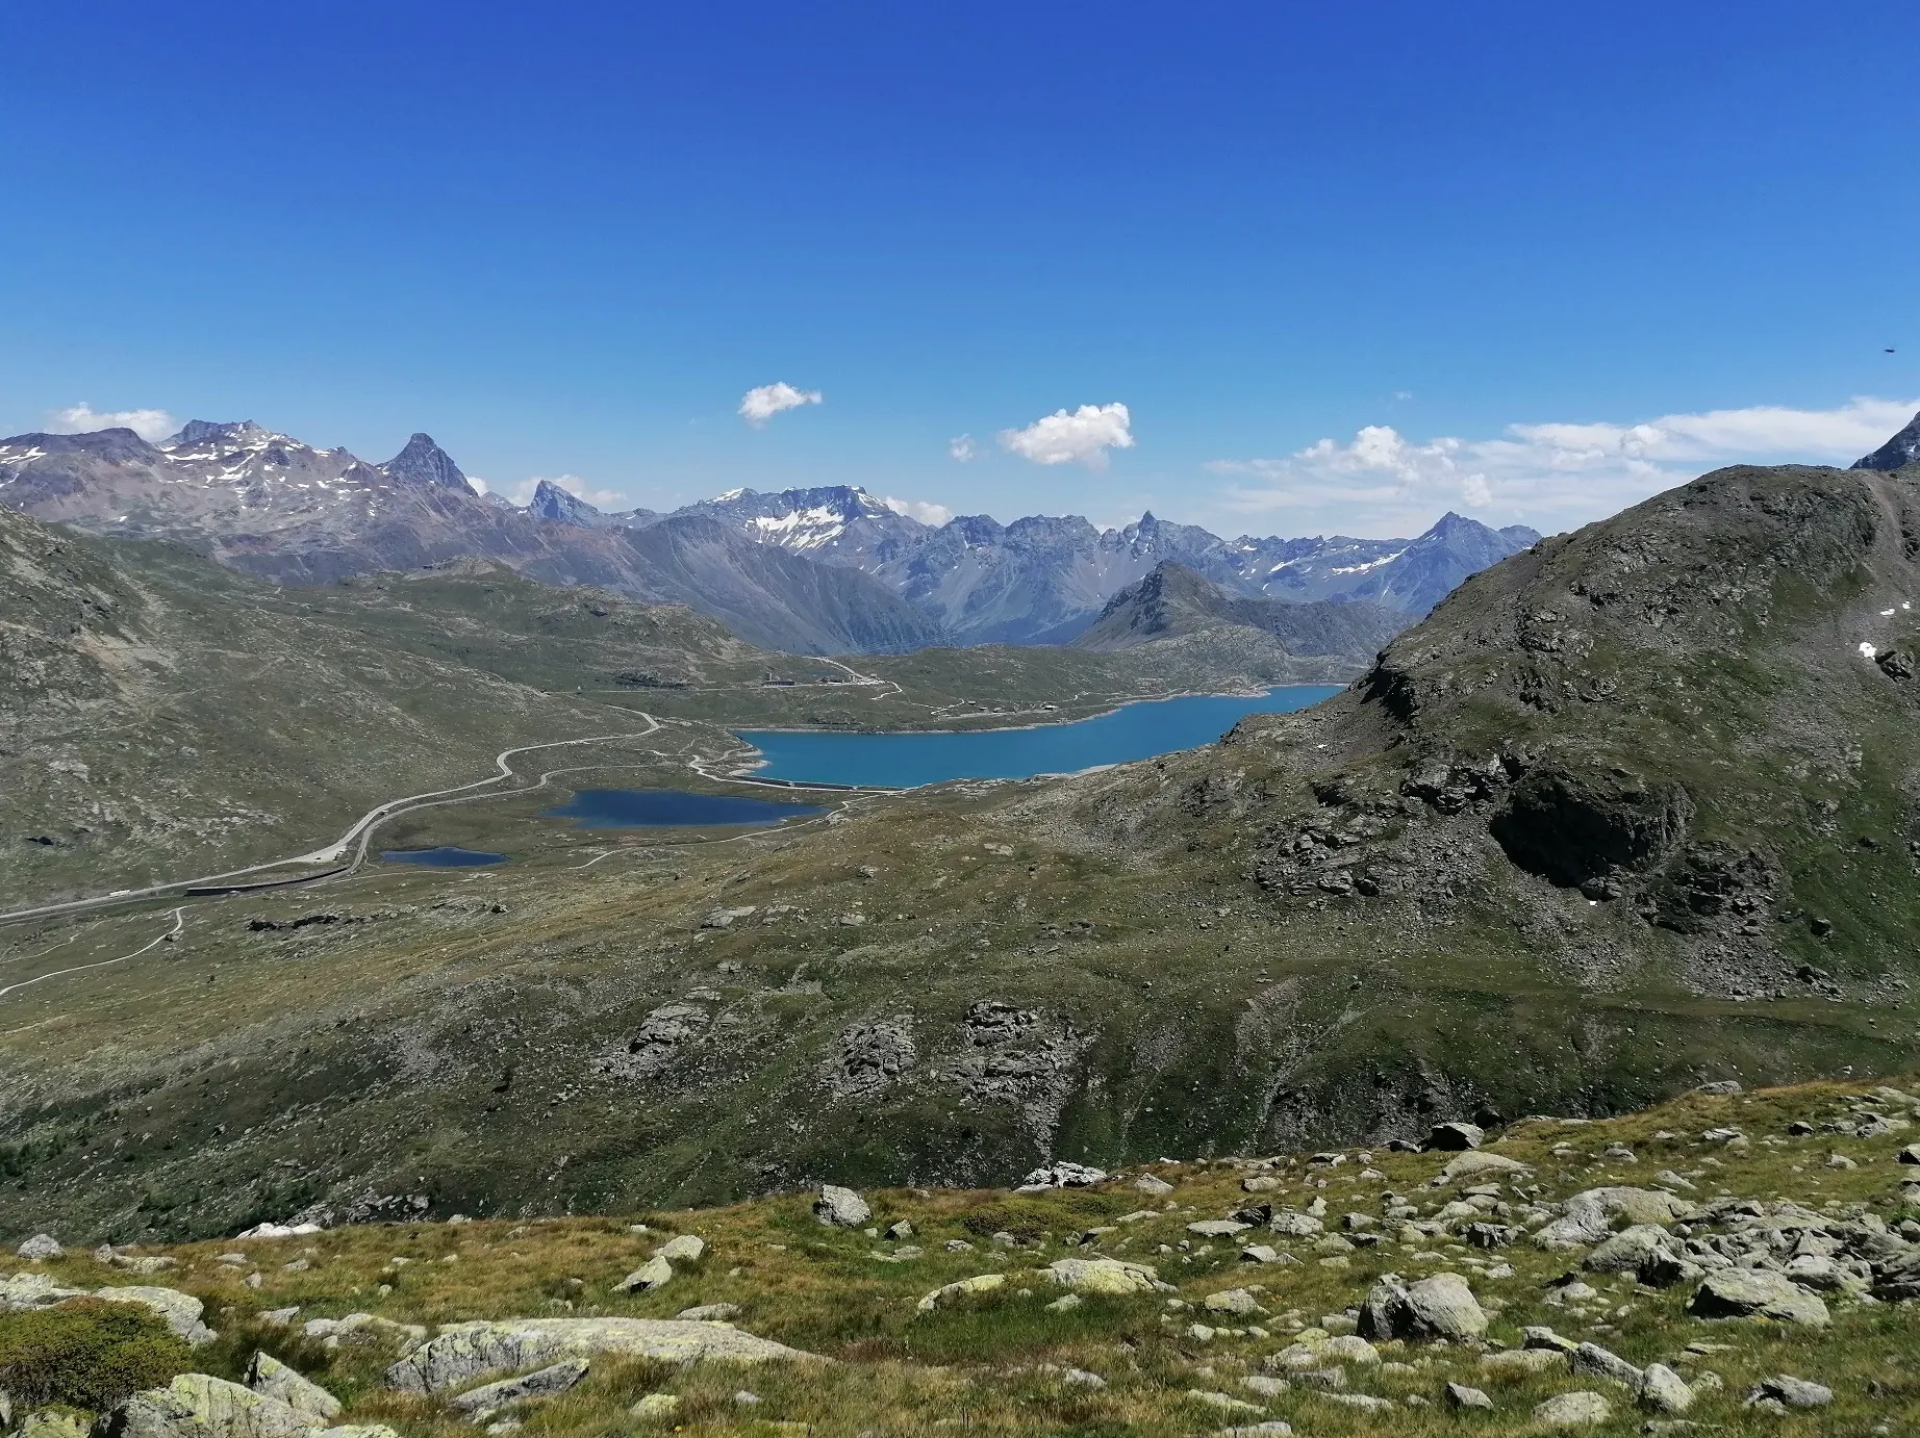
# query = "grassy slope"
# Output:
<box><xmin>5</xmin><ymin>1078</ymin><xmax>1919</xmax><ymax>1436</ymax></box>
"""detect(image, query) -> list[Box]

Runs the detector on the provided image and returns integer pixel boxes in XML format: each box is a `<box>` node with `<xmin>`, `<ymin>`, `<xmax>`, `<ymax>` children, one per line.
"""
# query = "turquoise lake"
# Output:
<box><xmin>737</xmin><ymin>685</ymin><xmax>1343</xmax><ymax>789</ymax></box>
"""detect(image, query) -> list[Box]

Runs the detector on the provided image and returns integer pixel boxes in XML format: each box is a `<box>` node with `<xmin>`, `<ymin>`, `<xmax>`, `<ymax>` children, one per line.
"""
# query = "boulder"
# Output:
<box><xmin>614</xmin><ymin>1257</ymin><xmax>674</xmax><ymax>1294</ymax></box>
<box><xmin>15</xmin><ymin>1234</ymin><xmax>63</xmax><ymax>1260</ymax></box>
<box><xmin>630</xmin><ymin>1395</ymin><xmax>679</xmax><ymax>1420</ymax></box>
<box><xmin>655</xmin><ymin>1235</ymin><xmax>704</xmax><ymax>1264</ymax></box>
<box><xmin>1532</xmin><ymin>1391</ymin><xmax>1611</xmax><ymax>1427</ymax></box>
<box><xmin>447</xmin><ymin>1359</ymin><xmax>591</xmax><ymax>1414</ymax></box>
<box><xmin>1133</xmin><ymin>1174</ymin><xmax>1175</xmax><ymax>1196</ymax></box>
<box><xmin>0</xmin><ymin>1272</ymin><xmax>89</xmax><ymax>1312</ymax></box>
<box><xmin>1639</xmin><ymin>1364</ymin><xmax>1693</xmax><ymax>1415</ymax></box>
<box><xmin>243</xmin><ymin>1353</ymin><xmax>341</xmax><ymax>1421</ymax></box>
<box><xmin>383</xmin><ymin>1319</ymin><xmax>820</xmax><ymax>1393</ymax></box>
<box><xmin>1201</xmin><ymin>1288</ymin><xmax>1262</xmax><ymax>1316</ymax></box>
<box><xmin>1584</xmin><ymin>1225</ymin><xmax>1673</xmax><ymax>1273</ymax></box>
<box><xmin>1745</xmin><ymin>1375</ymin><xmax>1832</xmax><ymax>1409</ymax></box>
<box><xmin>100</xmin><ymin>1375</ymin><xmax>314</xmax><ymax>1438</ymax></box>
<box><xmin>1482</xmin><ymin>1349</ymin><xmax>1565</xmax><ymax>1375</ymax></box>
<box><xmin>95</xmin><ymin>1287</ymin><xmax>216</xmax><ymax>1347</ymax></box>
<box><xmin>1044</xmin><ymin>1258</ymin><xmax>1160</xmax><ymax>1295</ymax></box>
<box><xmin>1439</xmin><ymin>1151</ymin><xmax>1531</xmax><ymax>1182</ymax></box>
<box><xmin>1428</xmin><ymin>1122</ymin><xmax>1485</xmax><ymax>1151</ymax></box>
<box><xmin>1187</xmin><ymin>1220</ymin><xmax>1251</xmax><ymax>1239</ymax></box>
<box><xmin>1016</xmin><ymin>1161</ymin><xmax>1109</xmax><ymax>1191</ymax></box>
<box><xmin>915</xmin><ymin>1274</ymin><xmax>1006</xmax><ymax>1313</ymax></box>
<box><xmin>812</xmin><ymin>1186</ymin><xmax>870</xmax><ymax>1227</ymax></box>
<box><xmin>1568</xmin><ymin>1342</ymin><xmax>1642</xmax><ymax>1387</ymax></box>
<box><xmin>1687</xmin><ymin>1270</ymin><xmax>1830</xmax><ymax>1326</ymax></box>
<box><xmin>1357</xmin><ymin>1274</ymin><xmax>1486</xmax><ymax>1341</ymax></box>
<box><xmin>1444</xmin><ymin>1383</ymin><xmax>1494</xmax><ymax>1411</ymax></box>
<box><xmin>1268</xmin><ymin>1211</ymin><xmax>1323</xmax><ymax>1237</ymax></box>
<box><xmin>1534</xmin><ymin>1188</ymin><xmax>1693</xmax><ymax>1249</ymax></box>
<box><xmin>673</xmin><ymin>1303</ymin><xmax>741</xmax><ymax>1322</ymax></box>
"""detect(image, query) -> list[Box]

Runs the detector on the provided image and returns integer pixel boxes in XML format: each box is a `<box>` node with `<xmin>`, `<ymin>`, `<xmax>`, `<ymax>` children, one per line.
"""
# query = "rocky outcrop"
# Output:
<box><xmin>100</xmin><ymin>1375</ymin><xmax>315</xmax><ymax>1438</ymax></box>
<box><xmin>383</xmin><ymin>1318</ymin><xmax>821</xmax><ymax>1394</ymax></box>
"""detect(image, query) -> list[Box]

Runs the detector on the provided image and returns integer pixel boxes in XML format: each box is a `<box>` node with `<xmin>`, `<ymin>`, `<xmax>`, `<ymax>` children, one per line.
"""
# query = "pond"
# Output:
<box><xmin>736</xmin><ymin>684</ymin><xmax>1343</xmax><ymax>789</ymax></box>
<box><xmin>544</xmin><ymin>788</ymin><xmax>826</xmax><ymax>828</ymax></box>
<box><xmin>381</xmin><ymin>846</ymin><xmax>508</xmax><ymax>867</ymax></box>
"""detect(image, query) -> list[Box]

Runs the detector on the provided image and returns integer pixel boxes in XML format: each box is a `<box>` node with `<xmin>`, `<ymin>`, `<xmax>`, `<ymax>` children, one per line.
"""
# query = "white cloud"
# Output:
<box><xmin>948</xmin><ymin>434</ymin><xmax>977</xmax><ymax>462</ymax></box>
<box><xmin>47</xmin><ymin>402</ymin><xmax>176</xmax><ymax>441</ymax></box>
<box><xmin>883</xmin><ymin>495</ymin><xmax>953</xmax><ymax>526</ymax></box>
<box><xmin>739</xmin><ymin>382</ymin><xmax>823</xmax><ymax>426</ymax></box>
<box><xmin>1208</xmin><ymin>394</ymin><xmax>1920</xmax><ymax>538</ymax></box>
<box><xmin>999</xmin><ymin>402</ymin><xmax>1135</xmax><ymax>469</ymax></box>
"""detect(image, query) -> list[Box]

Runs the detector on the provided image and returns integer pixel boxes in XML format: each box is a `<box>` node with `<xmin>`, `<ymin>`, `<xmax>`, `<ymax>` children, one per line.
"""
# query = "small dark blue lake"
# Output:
<box><xmin>545</xmin><ymin>788</ymin><xmax>825</xmax><ymax>828</ymax></box>
<box><xmin>738</xmin><ymin>685</ymin><xmax>1344</xmax><ymax>789</ymax></box>
<box><xmin>381</xmin><ymin>846</ymin><xmax>508</xmax><ymax>867</ymax></box>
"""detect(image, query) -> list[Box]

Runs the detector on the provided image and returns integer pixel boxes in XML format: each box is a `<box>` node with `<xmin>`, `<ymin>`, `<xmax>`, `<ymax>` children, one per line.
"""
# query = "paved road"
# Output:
<box><xmin>0</xmin><ymin>724</ymin><xmax>660</xmax><ymax>928</ymax></box>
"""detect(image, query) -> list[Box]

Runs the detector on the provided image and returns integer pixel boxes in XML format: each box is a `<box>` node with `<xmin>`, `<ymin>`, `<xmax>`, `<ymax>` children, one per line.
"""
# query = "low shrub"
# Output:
<box><xmin>0</xmin><ymin>1299</ymin><xmax>193</xmax><ymax>1411</ymax></box>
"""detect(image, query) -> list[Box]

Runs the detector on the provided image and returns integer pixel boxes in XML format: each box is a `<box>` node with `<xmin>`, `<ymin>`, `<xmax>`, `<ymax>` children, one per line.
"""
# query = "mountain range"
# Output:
<box><xmin>0</xmin><ymin>420</ymin><xmax>1537</xmax><ymax>653</ymax></box>
<box><xmin>2</xmin><ymin>413</ymin><xmax>1920</xmax><ymax>1241</ymax></box>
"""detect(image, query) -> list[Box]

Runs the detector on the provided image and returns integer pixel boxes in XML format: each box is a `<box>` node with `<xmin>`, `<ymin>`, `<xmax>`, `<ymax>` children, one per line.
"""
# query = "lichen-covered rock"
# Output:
<box><xmin>243</xmin><ymin>1353</ymin><xmax>340</xmax><ymax>1422</ymax></box>
<box><xmin>1044</xmin><ymin>1258</ymin><xmax>1160</xmax><ymax>1295</ymax></box>
<box><xmin>914</xmin><ymin>1274</ymin><xmax>1006</xmax><ymax>1313</ymax></box>
<box><xmin>656</xmin><ymin>1235</ymin><xmax>704</xmax><ymax>1264</ymax></box>
<box><xmin>1533</xmin><ymin>1391</ymin><xmax>1610</xmax><ymax>1427</ymax></box>
<box><xmin>1688</xmin><ymin>1270</ymin><xmax>1830</xmax><ymax>1326</ymax></box>
<box><xmin>16</xmin><ymin>1234</ymin><xmax>63</xmax><ymax>1260</ymax></box>
<box><xmin>22</xmin><ymin>1412</ymin><xmax>89</xmax><ymax>1438</ymax></box>
<box><xmin>383</xmin><ymin>1319</ymin><xmax>820</xmax><ymax>1394</ymax></box>
<box><xmin>94</xmin><ymin>1288</ymin><xmax>215</xmax><ymax>1347</ymax></box>
<box><xmin>101</xmin><ymin>1374</ymin><xmax>314</xmax><ymax>1438</ymax></box>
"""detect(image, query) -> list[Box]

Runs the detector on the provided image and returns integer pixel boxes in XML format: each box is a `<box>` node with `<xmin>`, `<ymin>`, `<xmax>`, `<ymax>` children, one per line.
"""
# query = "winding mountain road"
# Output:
<box><xmin>0</xmin><ymin>725</ymin><xmax>660</xmax><ymax>928</ymax></box>
<box><xmin>0</xmin><ymin>908</ymin><xmax>184</xmax><ymax>1000</ymax></box>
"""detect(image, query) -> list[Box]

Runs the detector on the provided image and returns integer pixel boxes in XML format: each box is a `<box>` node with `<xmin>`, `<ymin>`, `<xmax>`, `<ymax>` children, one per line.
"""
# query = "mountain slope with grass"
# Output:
<box><xmin>6</xmin><ymin>448</ymin><xmax>1920</xmax><ymax>1247</ymax></box>
<box><xmin>4</xmin><ymin>1078</ymin><xmax>1920</xmax><ymax>1438</ymax></box>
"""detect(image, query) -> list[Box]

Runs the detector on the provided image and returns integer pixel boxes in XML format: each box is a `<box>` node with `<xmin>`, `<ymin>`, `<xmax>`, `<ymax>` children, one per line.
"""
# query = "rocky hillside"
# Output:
<box><xmin>1073</xmin><ymin>561</ymin><xmax>1410</xmax><ymax>659</ymax></box>
<box><xmin>3</xmin><ymin>1078</ymin><xmax>1918</xmax><ymax>1436</ymax></box>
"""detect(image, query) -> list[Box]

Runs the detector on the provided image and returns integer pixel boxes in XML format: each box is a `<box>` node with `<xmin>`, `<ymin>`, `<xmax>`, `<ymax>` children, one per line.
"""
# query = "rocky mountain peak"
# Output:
<box><xmin>382</xmin><ymin>433</ymin><xmax>473</xmax><ymax>493</ymax></box>
<box><xmin>169</xmin><ymin>419</ymin><xmax>267</xmax><ymax>447</ymax></box>
<box><xmin>528</xmin><ymin>480</ymin><xmax>605</xmax><ymax>526</ymax></box>
<box><xmin>1853</xmin><ymin>410</ymin><xmax>1920</xmax><ymax>472</ymax></box>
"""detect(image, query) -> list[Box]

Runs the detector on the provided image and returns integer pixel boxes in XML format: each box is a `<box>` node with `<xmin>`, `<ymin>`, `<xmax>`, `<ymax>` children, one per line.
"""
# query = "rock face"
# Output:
<box><xmin>101</xmin><ymin>1375</ymin><xmax>315</xmax><ymax>1438</ymax></box>
<box><xmin>1687</xmin><ymin>1270</ymin><xmax>1830</xmax><ymax>1326</ymax></box>
<box><xmin>813</xmin><ymin>1185</ymin><xmax>871</xmax><ymax>1227</ymax></box>
<box><xmin>1357</xmin><ymin>1274</ymin><xmax>1487</xmax><ymax>1340</ymax></box>
<box><xmin>1490</xmin><ymin>768</ymin><xmax>1692</xmax><ymax>888</ymax></box>
<box><xmin>382</xmin><ymin>1319</ymin><xmax>821</xmax><ymax>1394</ymax></box>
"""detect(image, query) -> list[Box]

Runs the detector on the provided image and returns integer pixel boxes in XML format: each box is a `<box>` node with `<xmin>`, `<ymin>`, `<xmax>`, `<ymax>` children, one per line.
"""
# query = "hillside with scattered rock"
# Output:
<box><xmin>3</xmin><ymin>1078</ymin><xmax>1919</xmax><ymax>1435</ymax></box>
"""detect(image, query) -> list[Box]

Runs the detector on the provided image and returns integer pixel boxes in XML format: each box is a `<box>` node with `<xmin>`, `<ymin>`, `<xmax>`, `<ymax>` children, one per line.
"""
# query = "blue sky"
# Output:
<box><xmin>4</xmin><ymin>1</ymin><xmax>1917</xmax><ymax>537</ymax></box>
